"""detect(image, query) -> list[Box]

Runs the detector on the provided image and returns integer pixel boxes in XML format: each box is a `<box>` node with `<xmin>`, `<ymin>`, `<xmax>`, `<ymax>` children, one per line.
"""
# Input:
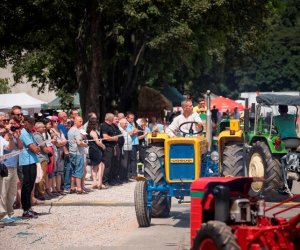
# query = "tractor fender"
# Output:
<box><xmin>218</xmin><ymin>130</ymin><xmax>243</xmax><ymax>166</ymax></box>
<box><xmin>136</xmin><ymin>176</ymin><xmax>147</xmax><ymax>182</ymax></box>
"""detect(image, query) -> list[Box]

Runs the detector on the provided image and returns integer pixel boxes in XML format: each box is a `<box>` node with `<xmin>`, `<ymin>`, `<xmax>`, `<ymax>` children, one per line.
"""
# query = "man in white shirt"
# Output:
<box><xmin>166</xmin><ymin>100</ymin><xmax>203</xmax><ymax>137</ymax></box>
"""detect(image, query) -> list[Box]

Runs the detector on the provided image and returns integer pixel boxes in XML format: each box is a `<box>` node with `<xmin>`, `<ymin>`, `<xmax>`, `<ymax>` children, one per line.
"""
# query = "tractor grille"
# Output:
<box><xmin>169</xmin><ymin>144</ymin><xmax>195</xmax><ymax>181</ymax></box>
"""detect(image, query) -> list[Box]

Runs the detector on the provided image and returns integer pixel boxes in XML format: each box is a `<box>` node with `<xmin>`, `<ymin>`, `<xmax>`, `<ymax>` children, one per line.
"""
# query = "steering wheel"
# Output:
<box><xmin>178</xmin><ymin>121</ymin><xmax>203</xmax><ymax>136</ymax></box>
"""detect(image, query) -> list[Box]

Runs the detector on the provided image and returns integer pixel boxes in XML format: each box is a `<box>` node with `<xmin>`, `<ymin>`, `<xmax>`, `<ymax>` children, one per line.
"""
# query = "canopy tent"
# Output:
<box><xmin>211</xmin><ymin>96</ymin><xmax>244</xmax><ymax>112</ymax></box>
<box><xmin>0</xmin><ymin>93</ymin><xmax>46</xmax><ymax>109</ymax></box>
<box><xmin>42</xmin><ymin>93</ymin><xmax>80</xmax><ymax>109</ymax></box>
<box><xmin>161</xmin><ymin>85</ymin><xmax>184</xmax><ymax>107</ymax></box>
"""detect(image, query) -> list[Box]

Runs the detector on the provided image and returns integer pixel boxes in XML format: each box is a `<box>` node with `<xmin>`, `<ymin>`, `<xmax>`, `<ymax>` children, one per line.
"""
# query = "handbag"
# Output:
<box><xmin>0</xmin><ymin>163</ymin><xmax>8</xmax><ymax>177</ymax></box>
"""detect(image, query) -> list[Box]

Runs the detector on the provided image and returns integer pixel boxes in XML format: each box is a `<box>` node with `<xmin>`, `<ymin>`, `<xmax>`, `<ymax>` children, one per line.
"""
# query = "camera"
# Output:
<box><xmin>10</xmin><ymin>126</ymin><xmax>19</xmax><ymax>132</ymax></box>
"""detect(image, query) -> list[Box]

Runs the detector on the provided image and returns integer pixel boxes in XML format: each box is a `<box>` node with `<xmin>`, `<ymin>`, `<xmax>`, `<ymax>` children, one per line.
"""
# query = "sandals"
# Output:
<box><xmin>76</xmin><ymin>189</ymin><xmax>88</xmax><ymax>195</ymax></box>
<box><xmin>92</xmin><ymin>185</ymin><xmax>99</xmax><ymax>189</ymax></box>
<box><xmin>69</xmin><ymin>189</ymin><xmax>76</xmax><ymax>194</ymax></box>
<box><xmin>99</xmin><ymin>184</ymin><xmax>108</xmax><ymax>190</ymax></box>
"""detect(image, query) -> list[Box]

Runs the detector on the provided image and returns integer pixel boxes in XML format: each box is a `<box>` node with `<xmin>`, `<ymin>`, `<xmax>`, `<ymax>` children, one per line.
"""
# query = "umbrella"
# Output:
<box><xmin>211</xmin><ymin>96</ymin><xmax>244</xmax><ymax>112</ymax></box>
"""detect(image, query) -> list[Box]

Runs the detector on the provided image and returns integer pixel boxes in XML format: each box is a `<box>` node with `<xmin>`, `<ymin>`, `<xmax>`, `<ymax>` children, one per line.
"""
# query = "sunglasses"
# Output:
<box><xmin>1</xmin><ymin>119</ymin><xmax>9</xmax><ymax>122</ymax></box>
<box><xmin>14</xmin><ymin>113</ymin><xmax>23</xmax><ymax>116</ymax></box>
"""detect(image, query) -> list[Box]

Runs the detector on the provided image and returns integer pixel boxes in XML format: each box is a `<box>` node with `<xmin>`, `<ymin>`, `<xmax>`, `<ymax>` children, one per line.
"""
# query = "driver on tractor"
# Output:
<box><xmin>273</xmin><ymin>105</ymin><xmax>298</xmax><ymax>139</ymax></box>
<box><xmin>166</xmin><ymin>100</ymin><xmax>203</xmax><ymax>137</ymax></box>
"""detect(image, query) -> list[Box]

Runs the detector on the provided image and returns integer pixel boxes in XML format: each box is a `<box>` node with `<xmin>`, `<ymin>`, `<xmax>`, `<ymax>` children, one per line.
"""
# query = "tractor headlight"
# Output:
<box><xmin>148</xmin><ymin>152</ymin><xmax>158</xmax><ymax>162</ymax></box>
<box><xmin>211</xmin><ymin>151</ymin><xmax>219</xmax><ymax>163</ymax></box>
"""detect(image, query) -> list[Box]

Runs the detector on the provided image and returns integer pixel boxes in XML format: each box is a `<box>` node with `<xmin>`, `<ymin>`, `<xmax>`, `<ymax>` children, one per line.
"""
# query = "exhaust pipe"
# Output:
<box><xmin>206</xmin><ymin>90</ymin><xmax>212</xmax><ymax>152</ymax></box>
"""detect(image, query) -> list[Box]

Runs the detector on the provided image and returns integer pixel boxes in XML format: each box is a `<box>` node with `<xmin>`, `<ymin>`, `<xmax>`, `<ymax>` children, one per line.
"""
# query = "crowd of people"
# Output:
<box><xmin>0</xmin><ymin>97</ymin><xmax>229</xmax><ymax>224</ymax></box>
<box><xmin>0</xmin><ymin>106</ymin><xmax>163</xmax><ymax>222</ymax></box>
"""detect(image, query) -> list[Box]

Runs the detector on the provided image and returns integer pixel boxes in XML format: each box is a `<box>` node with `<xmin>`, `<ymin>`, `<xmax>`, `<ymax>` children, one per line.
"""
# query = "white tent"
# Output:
<box><xmin>0</xmin><ymin>93</ymin><xmax>46</xmax><ymax>114</ymax></box>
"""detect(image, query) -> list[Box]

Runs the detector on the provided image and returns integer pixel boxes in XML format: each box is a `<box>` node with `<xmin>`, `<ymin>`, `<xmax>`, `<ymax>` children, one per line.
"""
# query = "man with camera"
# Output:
<box><xmin>0</xmin><ymin>123</ymin><xmax>21</xmax><ymax>223</ymax></box>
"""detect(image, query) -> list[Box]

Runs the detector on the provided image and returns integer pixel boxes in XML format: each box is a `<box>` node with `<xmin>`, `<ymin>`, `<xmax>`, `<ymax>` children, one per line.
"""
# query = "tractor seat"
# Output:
<box><xmin>282</xmin><ymin>137</ymin><xmax>300</xmax><ymax>149</ymax></box>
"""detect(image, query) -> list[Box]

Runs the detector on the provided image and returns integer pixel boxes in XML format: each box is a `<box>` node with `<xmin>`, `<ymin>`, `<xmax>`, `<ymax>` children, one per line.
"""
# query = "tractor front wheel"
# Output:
<box><xmin>192</xmin><ymin>221</ymin><xmax>240</xmax><ymax>250</ymax></box>
<box><xmin>144</xmin><ymin>146</ymin><xmax>171</xmax><ymax>218</ymax></box>
<box><xmin>134</xmin><ymin>181</ymin><xmax>151</xmax><ymax>227</ymax></box>
<box><xmin>222</xmin><ymin>143</ymin><xmax>244</xmax><ymax>177</ymax></box>
<box><xmin>247</xmin><ymin>141</ymin><xmax>282</xmax><ymax>197</ymax></box>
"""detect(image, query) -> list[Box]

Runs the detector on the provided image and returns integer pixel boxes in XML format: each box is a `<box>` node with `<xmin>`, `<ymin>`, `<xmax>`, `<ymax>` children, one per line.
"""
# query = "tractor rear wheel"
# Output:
<box><xmin>192</xmin><ymin>221</ymin><xmax>240</xmax><ymax>250</ymax></box>
<box><xmin>144</xmin><ymin>146</ymin><xmax>171</xmax><ymax>218</ymax></box>
<box><xmin>222</xmin><ymin>143</ymin><xmax>244</xmax><ymax>177</ymax></box>
<box><xmin>247</xmin><ymin>141</ymin><xmax>282</xmax><ymax>197</ymax></box>
<box><xmin>134</xmin><ymin>181</ymin><xmax>151</xmax><ymax>227</ymax></box>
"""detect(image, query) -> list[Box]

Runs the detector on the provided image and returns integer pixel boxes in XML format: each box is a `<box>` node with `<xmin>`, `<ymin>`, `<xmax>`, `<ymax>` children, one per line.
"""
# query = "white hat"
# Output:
<box><xmin>79</xmin><ymin>129</ymin><xmax>87</xmax><ymax>135</ymax></box>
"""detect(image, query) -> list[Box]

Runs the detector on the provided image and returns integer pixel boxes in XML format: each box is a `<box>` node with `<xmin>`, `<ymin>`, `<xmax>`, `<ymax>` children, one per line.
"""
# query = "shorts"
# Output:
<box><xmin>70</xmin><ymin>153</ymin><xmax>84</xmax><ymax>178</ymax></box>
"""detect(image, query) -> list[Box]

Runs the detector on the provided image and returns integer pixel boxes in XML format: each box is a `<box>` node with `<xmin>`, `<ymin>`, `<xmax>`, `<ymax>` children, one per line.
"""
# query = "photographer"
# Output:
<box><xmin>0</xmin><ymin>122</ymin><xmax>23</xmax><ymax>223</ymax></box>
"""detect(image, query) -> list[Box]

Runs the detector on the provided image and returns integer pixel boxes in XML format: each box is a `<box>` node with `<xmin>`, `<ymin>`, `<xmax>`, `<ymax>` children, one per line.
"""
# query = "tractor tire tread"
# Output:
<box><xmin>192</xmin><ymin>220</ymin><xmax>240</xmax><ymax>250</ymax></box>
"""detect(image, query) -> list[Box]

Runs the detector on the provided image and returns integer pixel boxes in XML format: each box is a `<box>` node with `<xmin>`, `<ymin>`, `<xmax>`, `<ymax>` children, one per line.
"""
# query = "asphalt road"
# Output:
<box><xmin>107</xmin><ymin>181</ymin><xmax>300</xmax><ymax>250</ymax></box>
<box><xmin>1</xmin><ymin>181</ymin><xmax>299</xmax><ymax>250</ymax></box>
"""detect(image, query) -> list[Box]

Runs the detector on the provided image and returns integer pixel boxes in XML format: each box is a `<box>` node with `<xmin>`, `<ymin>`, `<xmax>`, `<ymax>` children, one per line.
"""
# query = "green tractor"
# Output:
<box><xmin>219</xmin><ymin>94</ymin><xmax>300</xmax><ymax>199</ymax></box>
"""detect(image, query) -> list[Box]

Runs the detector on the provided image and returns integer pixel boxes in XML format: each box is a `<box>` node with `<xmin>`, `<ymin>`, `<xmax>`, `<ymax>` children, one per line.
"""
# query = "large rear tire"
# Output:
<box><xmin>192</xmin><ymin>221</ymin><xmax>240</xmax><ymax>250</ymax></box>
<box><xmin>134</xmin><ymin>181</ymin><xmax>151</xmax><ymax>227</ymax></box>
<box><xmin>222</xmin><ymin>143</ymin><xmax>244</xmax><ymax>177</ymax></box>
<box><xmin>144</xmin><ymin>146</ymin><xmax>171</xmax><ymax>218</ymax></box>
<box><xmin>247</xmin><ymin>141</ymin><xmax>282</xmax><ymax>197</ymax></box>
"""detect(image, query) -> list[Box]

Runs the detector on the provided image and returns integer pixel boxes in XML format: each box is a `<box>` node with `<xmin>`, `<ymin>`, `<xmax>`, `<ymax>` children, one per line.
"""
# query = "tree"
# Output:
<box><xmin>0</xmin><ymin>0</ymin><xmax>278</xmax><ymax>119</ymax></box>
<box><xmin>0</xmin><ymin>78</ymin><xmax>11</xmax><ymax>94</ymax></box>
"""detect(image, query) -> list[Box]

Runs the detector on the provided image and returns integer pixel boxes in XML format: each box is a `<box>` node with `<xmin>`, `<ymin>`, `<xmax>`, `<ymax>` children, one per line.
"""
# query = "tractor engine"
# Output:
<box><xmin>230</xmin><ymin>199</ymin><xmax>251</xmax><ymax>223</ymax></box>
<box><xmin>213</xmin><ymin>185</ymin><xmax>252</xmax><ymax>224</ymax></box>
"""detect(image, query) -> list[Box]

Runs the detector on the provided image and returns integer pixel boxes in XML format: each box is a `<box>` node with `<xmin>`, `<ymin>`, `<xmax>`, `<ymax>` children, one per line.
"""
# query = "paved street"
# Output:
<box><xmin>0</xmin><ymin>180</ymin><xmax>299</xmax><ymax>250</ymax></box>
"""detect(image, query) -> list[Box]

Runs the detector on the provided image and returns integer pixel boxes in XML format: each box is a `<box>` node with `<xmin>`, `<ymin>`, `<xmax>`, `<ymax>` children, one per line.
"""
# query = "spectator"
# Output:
<box><xmin>118</xmin><ymin>118</ymin><xmax>132</xmax><ymax>182</ymax></box>
<box><xmin>232</xmin><ymin>107</ymin><xmax>241</xmax><ymax>119</ymax></box>
<box><xmin>58</xmin><ymin>112</ymin><xmax>71</xmax><ymax>192</ymax></box>
<box><xmin>19</xmin><ymin>116</ymin><xmax>41</xmax><ymax>218</ymax></box>
<box><xmin>0</xmin><ymin>124</ymin><xmax>22</xmax><ymax>222</ymax></box>
<box><xmin>69</xmin><ymin>108</ymin><xmax>79</xmax><ymax>122</ymax></box>
<box><xmin>126</xmin><ymin>112</ymin><xmax>139</xmax><ymax>179</ymax></box>
<box><xmin>193</xmin><ymin>98</ymin><xmax>206</xmax><ymax>114</ymax></box>
<box><xmin>68</xmin><ymin>116</ymin><xmax>88</xmax><ymax>194</ymax></box>
<box><xmin>33</xmin><ymin>122</ymin><xmax>52</xmax><ymax>200</ymax></box>
<box><xmin>42</xmin><ymin>118</ymin><xmax>57</xmax><ymax>197</ymax></box>
<box><xmin>10</xmin><ymin>105</ymin><xmax>24</xmax><ymax>127</ymax></box>
<box><xmin>100</xmin><ymin>113</ymin><xmax>118</xmax><ymax>186</ymax></box>
<box><xmin>86</xmin><ymin>118</ymin><xmax>106</xmax><ymax>189</ymax></box>
<box><xmin>137</xmin><ymin>118</ymin><xmax>150</xmax><ymax>164</ymax></box>
<box><xmin>112</xmin><ymin>116</ymin><xmax>124</xmax><ymax>184</ymax></box>
<box><xmin>211</xmin><ymin>106</ymin><xmax>219</xmax><ymax>125</ymax></box>
<box><xmin>50</xmin><ymin>116</ymin><xmax>67</xmax><ymax>195</ymax></box>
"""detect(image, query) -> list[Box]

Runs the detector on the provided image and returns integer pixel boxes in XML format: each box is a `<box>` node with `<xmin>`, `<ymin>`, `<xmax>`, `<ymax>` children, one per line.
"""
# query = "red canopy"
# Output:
<box><xmin>211</xmin><ymin>96</ymin><xmax>244</xmax><ymax>112</ymax></box>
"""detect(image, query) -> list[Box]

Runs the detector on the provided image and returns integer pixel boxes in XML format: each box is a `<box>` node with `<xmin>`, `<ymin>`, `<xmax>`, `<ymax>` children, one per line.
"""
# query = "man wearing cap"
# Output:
<box><xmin>19</xmin><ymin>116</ymin><xmax>41</xmax><ymax>218</ymax></box>
<box><xmin>67</xmin><ymin>116</ymin><xmax>88</xmax><ymax>194</ymax></box>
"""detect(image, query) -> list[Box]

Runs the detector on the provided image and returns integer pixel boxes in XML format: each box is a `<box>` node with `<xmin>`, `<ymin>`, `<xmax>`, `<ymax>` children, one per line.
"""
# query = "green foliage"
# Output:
<box><xmin>0</xmin><ymin>78</ymin><xmax>11</xmax><ymax>94</ymax></box>
<box><xmin>0</xmin><ymin>0</ymin><xmax>281</xmax><ymax>116</ymax></box>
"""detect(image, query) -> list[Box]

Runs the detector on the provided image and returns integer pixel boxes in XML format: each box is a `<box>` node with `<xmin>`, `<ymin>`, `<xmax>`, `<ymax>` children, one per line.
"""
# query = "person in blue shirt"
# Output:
<box><xmin>19</xmin><ymin>116</ymin><xmax>41</xmax><ymax>218</ymax></box>
<box><xmin>273</xmin><ymin>105</ymin><xmax>298</xmax><ymax>139</ymax></box>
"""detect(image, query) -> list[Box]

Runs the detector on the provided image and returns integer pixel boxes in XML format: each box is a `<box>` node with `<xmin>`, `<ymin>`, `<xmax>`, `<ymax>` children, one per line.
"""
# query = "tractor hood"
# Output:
<box><xmin>257</xmin><ymin>94</ymin><xmax>300</xmax><ymax>106</ymax></box>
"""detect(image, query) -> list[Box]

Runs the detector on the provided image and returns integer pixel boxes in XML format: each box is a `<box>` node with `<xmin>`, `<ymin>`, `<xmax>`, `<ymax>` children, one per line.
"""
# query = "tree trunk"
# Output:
<box><xmin>76</xmin><ymin>1</ymin><xmax>102</xmax><ymax>121</ymax></box>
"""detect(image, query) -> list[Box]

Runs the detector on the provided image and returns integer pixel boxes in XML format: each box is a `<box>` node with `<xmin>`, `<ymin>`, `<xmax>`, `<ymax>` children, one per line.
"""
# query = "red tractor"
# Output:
<box><xmin>190</xmin><ymin>177</ymin><xmax>300</xmax><ymax>250</ymax></box>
